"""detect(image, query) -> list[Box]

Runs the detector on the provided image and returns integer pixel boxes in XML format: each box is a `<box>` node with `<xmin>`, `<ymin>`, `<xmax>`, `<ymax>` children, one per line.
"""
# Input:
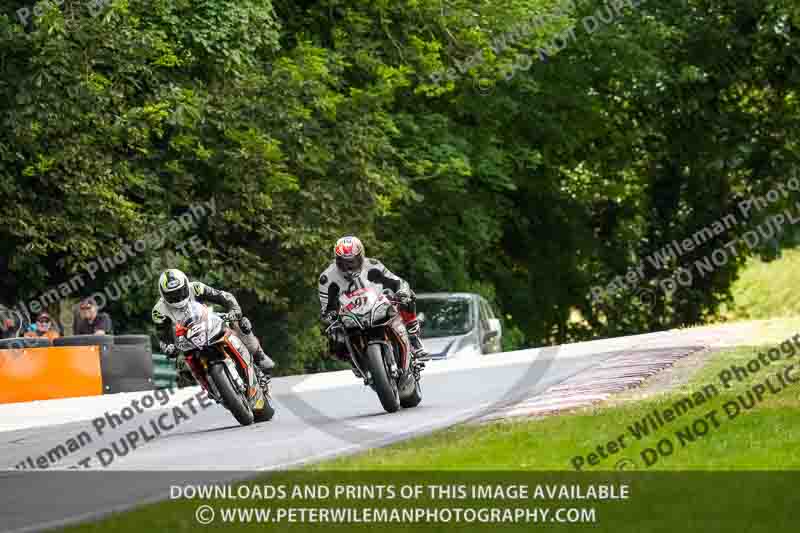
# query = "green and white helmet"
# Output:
<box><xmin>158</xmin><ymin>269</ymin><xmax>191</xmax><ymax>309</ymax></box>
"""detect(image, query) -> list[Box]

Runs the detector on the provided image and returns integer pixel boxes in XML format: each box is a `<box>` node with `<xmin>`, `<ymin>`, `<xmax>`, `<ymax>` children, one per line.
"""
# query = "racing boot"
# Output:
<box><xmin>405</xmin><ymin>320</ymin><xmax>430</xmax><ymax>361</ymax></box>
<box><xmin>253</xmin><ymin>348</ymin><xmax>275</xmax><ymax>390</ymax></box>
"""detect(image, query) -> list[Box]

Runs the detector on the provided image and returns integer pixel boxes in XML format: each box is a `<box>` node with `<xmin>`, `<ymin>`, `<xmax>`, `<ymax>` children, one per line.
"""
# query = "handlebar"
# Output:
<box><xmin>326</xmin><ymin>291</ymin><xmax>404</xmax><ymax>333</ymax></box>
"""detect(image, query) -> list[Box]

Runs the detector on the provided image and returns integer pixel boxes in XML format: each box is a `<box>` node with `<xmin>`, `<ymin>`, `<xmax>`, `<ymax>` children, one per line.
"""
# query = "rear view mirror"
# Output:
<box><xmin>488</xmin><ymin>318</ymin><xmax>502</xmax><ymax>337</ymax></box>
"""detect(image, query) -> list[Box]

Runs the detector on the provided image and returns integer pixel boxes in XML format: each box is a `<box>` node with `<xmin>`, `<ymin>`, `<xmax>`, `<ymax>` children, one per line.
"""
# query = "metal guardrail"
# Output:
<box><xmin>152</xmin><ymin>353</ymin><xmax>177</xmax><ymax>389</ymax></box>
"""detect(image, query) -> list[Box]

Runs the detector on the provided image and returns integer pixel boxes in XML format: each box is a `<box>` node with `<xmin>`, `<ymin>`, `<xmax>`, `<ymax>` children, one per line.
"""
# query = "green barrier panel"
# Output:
<box><xmin>151</xmin><ymin>353</ymin><xmax>177</xmax><ymax>390</ymax></box>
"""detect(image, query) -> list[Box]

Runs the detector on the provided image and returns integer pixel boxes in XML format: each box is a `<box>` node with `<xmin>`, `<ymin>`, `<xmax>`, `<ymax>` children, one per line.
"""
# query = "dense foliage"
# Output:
<box><xmin>1</xmin><ymin>0</ymin><xmax>798</xmax><ymax>373</ymax></box>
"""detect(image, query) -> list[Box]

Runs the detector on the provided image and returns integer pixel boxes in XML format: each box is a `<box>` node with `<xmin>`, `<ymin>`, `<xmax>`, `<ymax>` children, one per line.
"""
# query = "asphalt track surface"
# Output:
<box><xmin>0</xmin><ymin>327</ymin><xmax>741</xmax><ymax>532</ymax></box>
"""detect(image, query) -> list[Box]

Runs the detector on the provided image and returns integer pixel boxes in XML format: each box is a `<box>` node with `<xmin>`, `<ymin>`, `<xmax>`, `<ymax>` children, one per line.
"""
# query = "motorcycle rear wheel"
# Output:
<box><xmin>209</xmin><ymin>363</ymin><xmax>254</xmax><ymax>426</ymax></box>
<box><xmin>366</xmin><ymin>344</ymin><xmax>400</xmax><ymax>413</ymax></box>
<box><xmin>254</xmin><ymin>381</ymin><xmax>276</xmax><ymax>422</ymax></box>
<box><xmin>399</xmin><ymin>375</ymin><xmax>422</xmax><ymax>408</ymax></box>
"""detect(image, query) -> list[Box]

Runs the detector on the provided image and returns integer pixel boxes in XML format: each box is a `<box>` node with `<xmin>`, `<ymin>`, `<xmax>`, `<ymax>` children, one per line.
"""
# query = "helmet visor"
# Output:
<box><xmin>336</xmin><ymin>255</ymin><xmax>364</xmax><ymax>276</ymax></box>
<box><xmin>164</xmin><ymin>284</ymin><xmax>190</xmax><ymax>305</ymax></box>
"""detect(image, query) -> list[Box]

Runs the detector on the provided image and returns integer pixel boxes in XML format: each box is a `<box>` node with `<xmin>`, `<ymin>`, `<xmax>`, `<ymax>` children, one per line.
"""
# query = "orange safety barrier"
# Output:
<box><xmin>0</xmin><ymin>346</ymin><xmax>103</xmax><ymax>404</ymax></box>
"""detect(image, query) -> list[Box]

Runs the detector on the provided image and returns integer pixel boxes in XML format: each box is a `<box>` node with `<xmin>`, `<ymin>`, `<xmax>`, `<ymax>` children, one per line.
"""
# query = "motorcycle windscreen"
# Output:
<box><xmin>338</xmin><ymin>288</ymin><xmax>381</xmax><ymax>325</ymax></box>
<box><xmin>177</xmin><ymin>302</ymin><xmax>221</xmax><ymax>350</ymax></box>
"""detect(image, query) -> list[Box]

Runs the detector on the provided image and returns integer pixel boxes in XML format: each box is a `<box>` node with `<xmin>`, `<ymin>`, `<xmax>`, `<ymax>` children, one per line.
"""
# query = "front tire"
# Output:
<box><xmin>366</xmin><ymin>344</ymin><xmax>400</xmax><ymax>413</ymax></box>
<box><xmin>209</xmin><ymin>363</ymin><xmax>254</xmax><ymax>426</ymax></box>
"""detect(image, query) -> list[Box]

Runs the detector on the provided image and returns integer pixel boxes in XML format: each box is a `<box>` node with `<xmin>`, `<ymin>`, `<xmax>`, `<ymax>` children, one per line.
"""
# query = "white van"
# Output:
<box><xmin>415</xmin><ymin>293</ymin><xmax>503</xmax><ymax>359</ymax></box>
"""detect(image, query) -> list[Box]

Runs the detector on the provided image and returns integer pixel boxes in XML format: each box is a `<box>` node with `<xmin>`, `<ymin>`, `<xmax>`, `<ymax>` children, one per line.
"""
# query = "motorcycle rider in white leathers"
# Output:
<box><xmin>152</xmin><ymin>269</ymin><xmax>275</xmax><ymax>385</ymax></box>
<box><xmin>318</xmin><ymin>236</ymin><xmax>429</xmax><ymax>361</ymax></box>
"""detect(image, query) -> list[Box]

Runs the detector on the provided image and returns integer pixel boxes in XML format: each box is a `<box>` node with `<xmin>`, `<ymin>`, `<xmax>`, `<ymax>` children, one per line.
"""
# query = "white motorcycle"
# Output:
<box><xmin>327</xmin><ymin>287</ymin><xmax>423</xmax><ymax>413</ymax></box>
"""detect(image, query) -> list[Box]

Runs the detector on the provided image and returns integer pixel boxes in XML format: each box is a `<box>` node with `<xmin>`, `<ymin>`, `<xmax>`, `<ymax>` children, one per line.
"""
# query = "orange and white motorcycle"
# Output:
<box><xmin>175</xmin><ymin>301</ymin><xmax>275</xmax><ymax>426</ymax></box>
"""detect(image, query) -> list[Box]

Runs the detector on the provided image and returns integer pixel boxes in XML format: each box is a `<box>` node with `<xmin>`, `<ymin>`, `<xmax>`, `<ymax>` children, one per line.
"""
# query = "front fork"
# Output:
<box><xmin>184</xmin><ymin>354</ymin><xmax>221</xmax><ymax>403</ymax></box>
<box><xmin>371</xmin><ymin>341</ymin><xmax>399</xmax><ymax>378</ymax></box>
<box><xmin>366</xmin><ymin>340</ymin><xmax>403</xmax><ymax>386</ymax></box>
<box><xmin>185</xmin><ymin>353</ymin><xmax>245</xmax><ymax>404</ymax></box>
<box><xmin>342</xmin><ymin>333</ymin><xmax>371</xmax><ymax>385</ymax></box>
<box><xmin>344</xmin><ymin>328</ymin><xmax>418</xmax><ymax>386</ymax></box>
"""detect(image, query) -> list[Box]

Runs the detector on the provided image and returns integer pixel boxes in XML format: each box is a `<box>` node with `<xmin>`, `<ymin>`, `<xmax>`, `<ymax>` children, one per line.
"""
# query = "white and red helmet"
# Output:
<box><xmin>334</xmin><ymin>236</ymin><xmax>365</xmax><ymax>279</ymax></box>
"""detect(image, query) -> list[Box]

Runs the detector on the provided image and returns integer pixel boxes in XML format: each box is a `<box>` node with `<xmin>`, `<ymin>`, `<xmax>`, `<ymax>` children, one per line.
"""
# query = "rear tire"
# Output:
<box><xmin>254</xmin><ymin>393</ymin><xmax>276</xmax><ymax>422</ymax></box>
<box><xmin>209</xmin><ymin>363</ymin><xmax>254</xmax><ymax>426</ymax></box>
<box><xmin>400</xmin><ymin>376</ymin><xmax>422</xmax><ymax>408</ymax></box>
<box><xmin>366</xmin><ymin>344</ymin><xmax>400</xmax><ymax>413</ymax></box>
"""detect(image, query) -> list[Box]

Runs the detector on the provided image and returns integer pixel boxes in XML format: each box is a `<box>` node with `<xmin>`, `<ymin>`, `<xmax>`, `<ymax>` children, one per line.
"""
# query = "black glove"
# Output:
<box><xmin>395</xmin><ymin>288</ymin><xmax>412</xmax><ymax>304</ymax></box>
<box><xmin>160</xmin><ymin>341</ymin><xmax>177</xmax><ymax>357</ymax></box>
<box><xmin>239</xmin><ymin>316</ymin><xmax>252</xmax><ymax>335</ymax></box>
<box><xmin>228</xmin><ymin>308</ymin><xmax>243</xmax><ymax>322</ymax></box>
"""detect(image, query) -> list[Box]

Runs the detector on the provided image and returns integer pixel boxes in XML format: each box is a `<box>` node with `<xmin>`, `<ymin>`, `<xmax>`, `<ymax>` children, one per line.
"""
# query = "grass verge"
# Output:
<box><xmin>723</xmin><ymin>246</ymin><xmax>800</xmax><ymax>320</ymax></box>
<box><xmin>315</xmin><ymin>341</ymin><xmax>800</xmax><ymax>471</ymax></box>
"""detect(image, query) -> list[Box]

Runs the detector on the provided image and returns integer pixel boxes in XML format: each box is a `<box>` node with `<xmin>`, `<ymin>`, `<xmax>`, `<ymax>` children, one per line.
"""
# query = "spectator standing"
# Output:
<box><xmin>73</xmin><ymin>297</ymin><xmax>113</xmax><ymax>335</ymax></box>
<box><xmin>24</xmin><ymin>313</ymin><xmax>60</xmax><ymax>341</ymax></box>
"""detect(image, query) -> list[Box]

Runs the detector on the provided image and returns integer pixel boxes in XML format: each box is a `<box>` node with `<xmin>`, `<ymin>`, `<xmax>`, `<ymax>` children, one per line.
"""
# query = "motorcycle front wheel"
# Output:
<box><xmin>366</xmin><ymin>343</ymin><xmax>400</xmax><ymax>413</ymax></box>
<box><xmin>209</xmin><ymin>363</ymin><xmax>254</xmax><ymax>426</ymax></box>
